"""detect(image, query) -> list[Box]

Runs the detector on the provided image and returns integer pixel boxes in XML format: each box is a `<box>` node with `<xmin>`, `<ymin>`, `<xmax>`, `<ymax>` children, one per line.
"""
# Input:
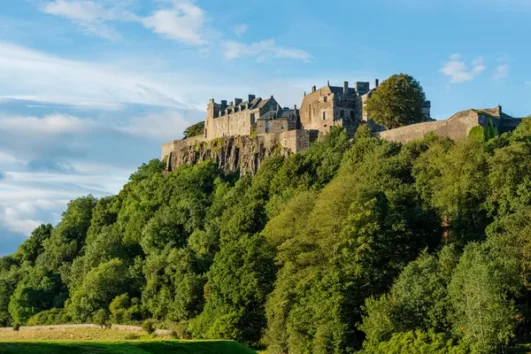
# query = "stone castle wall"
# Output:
<box><xmin>378</xmin><ymin>110</ymin><xmax>480</xmax><ymax>143</ymax></box>
<box><xmin>205</xmin><ymin>110</ymin><xmax>253</xmax><ymax>140</ymax></box>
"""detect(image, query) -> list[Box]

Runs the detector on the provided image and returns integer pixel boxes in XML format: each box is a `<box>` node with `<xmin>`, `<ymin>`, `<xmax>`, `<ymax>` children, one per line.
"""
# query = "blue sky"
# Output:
<box><xmin>1</xmin><ymin>0</ymin><xmax>531</xmax><ymax>255</ymax></box>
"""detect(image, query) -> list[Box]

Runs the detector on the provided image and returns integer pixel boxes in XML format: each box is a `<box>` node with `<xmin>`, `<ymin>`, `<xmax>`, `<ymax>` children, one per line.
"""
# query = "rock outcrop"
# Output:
<box><xmin>164</xmin><ymin>135</ymin><xmax>289</xmax><ymax>175</ymax></box>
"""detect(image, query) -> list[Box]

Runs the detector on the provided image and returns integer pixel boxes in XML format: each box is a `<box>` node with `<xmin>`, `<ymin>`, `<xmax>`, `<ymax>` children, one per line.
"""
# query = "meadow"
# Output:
<box><xmin>0</xmin><ymin>328</ymin><xmax>258</xmax><ymax>354</ymax></box>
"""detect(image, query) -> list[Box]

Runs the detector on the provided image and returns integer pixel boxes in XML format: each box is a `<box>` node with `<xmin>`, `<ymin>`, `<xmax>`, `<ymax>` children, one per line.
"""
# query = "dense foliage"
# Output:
<box><xmin>2</xmin><ymin>120</ymin><xmax>531</xmax><ymax>353</ymax></box>
<box><xmin>366</xmin><ymin>73</ymin><xmax>428</xmax><ymax>129</ymax></box>
<box><xmin>183</xmin><ymin>121</ymin><xmax>205</xmax><ymax>138</ymax></box>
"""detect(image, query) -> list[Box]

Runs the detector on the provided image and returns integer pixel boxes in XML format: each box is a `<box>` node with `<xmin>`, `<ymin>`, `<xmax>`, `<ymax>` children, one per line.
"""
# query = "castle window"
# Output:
<box><xmin>350</xmin><ymin>111</ymin><xmax>355</xmax><ymax>119</ymax></box>
<box><xmin>251</xmin><ymin>113</ymin><xmax>255</xmax><ymax>124</ymax></box>
<box><xmin>340</xmin><ymin>110</ymin><xmax>344</xmax><ymax>118</ymax></box>
<box><xmin>322</xmin><ymin>111</ymin><xmax>326</xmax><ymax>120</ymax></box>
<box><xmin>323</xmin><ymin>96</ymin><xmax>327</xmax><ymax>103</ymax></box>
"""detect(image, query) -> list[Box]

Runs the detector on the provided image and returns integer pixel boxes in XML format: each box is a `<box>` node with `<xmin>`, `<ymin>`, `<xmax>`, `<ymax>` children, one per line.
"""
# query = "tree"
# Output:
<box><xmin>68</xmin><ymin>259</ymin><xmax>132</xmax><ymax>322</ymax></box>
<box><xmin>448</xmin><ymin>243</ymin><xmax>516</xmax><ymax>353</ymax></box>
<box><xmin>366</xmin><ymin>73</ymin><xmax>427</xmax><ymax>129</ymax></box>
<box><xmin>184</xmin><ymin>121</ymin><xmax>205</xmax><ymax>138</ymax></box>
<box><xmin>8</xmin><ymin>266</ymin><xmax>65</xmax><ymax>325</ymax></box>
<box><xmin>93</xmin><ymin>309</ymin><xmax>110</xmax><ymax>328</ymax></box>
<box><xmin>17</xmin><ymin>224</ymin><xmax>53</xmax><ymax>264</ymax></box>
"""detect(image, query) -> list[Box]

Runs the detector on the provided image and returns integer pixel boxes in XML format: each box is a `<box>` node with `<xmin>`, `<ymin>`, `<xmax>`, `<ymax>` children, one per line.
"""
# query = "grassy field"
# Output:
<box><xmin>0</xmin><ymin>328</ymin><xmax>258</xmax><ymax>354</ymax></box>
<box><xmin>0</xmin><ymin>328</ymin><xmax>161</xmax><ymax>341</ymax></box>
<box><xmin>0</xmin><ymin>340</ymin><xmax>257</xmax><ymax>354</ymax></box>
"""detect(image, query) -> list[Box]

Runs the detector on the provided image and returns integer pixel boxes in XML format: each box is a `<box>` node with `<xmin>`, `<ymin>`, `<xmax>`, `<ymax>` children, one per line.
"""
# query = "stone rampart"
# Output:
<box><xmin>378</xmin><ymin>110</ymin><xmax>481</xmax><ymax>143</ymax></box>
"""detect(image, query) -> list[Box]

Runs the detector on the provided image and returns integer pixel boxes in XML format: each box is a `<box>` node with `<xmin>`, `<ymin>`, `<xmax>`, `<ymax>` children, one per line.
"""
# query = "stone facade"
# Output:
<box><xmin>205</xmin><ymin>95</ymin><xmax>282</xmax><ymax>140</ymax></box>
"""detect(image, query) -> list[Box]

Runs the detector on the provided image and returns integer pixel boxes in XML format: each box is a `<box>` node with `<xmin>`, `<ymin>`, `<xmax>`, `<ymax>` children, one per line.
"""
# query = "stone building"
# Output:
<box><xmin>205</xmin><ymin>95</ymin><xmax>284</xmax><ymax>139</ymax></box>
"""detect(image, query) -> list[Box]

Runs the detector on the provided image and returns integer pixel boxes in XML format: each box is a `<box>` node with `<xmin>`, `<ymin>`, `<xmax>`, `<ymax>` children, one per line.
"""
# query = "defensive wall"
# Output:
<box><xmin>378</xmin><ymin>107</ymin><xmax>522</xmax><ymax>143</ymax></box>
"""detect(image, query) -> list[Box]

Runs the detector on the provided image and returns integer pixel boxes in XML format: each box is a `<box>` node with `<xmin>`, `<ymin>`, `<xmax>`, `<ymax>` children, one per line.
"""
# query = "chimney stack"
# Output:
<box><xmin>343</xmin><ymin>81</ymin><xmax>349</xmax><ymax>95</ymax></box>
<box><xmin>248</xmin><ymin>94</ymin><xmax>256</xmax><ymax>102</ymax></box>
<box><xmin>312</xmin><ymin>85</ymin><xmax>316</xmax><ymax>92</ymax></box>
<box><xmin>375</xmin><ymin>79</ymin><xmax>379</xmax><ymax>88</ymax></box>
<box><xmin>235</xmin><ymin>98</ymin><xmax>242</xmax><ymax>106</ymax></box>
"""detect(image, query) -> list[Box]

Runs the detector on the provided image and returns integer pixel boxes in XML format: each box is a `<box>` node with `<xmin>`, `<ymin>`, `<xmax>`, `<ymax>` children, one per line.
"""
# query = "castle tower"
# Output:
<box><xmin>207</xmin><ymin>98</ymin><xmax>216</xmax><ymax>119</ymax></box>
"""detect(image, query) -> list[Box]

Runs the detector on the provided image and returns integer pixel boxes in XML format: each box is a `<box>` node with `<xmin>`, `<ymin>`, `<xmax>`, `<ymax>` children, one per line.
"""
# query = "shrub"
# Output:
<box><xmin>93</xmin><ymin>309</ymin><xmax>110</xmax><ymax>328</ymax></box>
<box><xmin>124</xmin><ymin>333</ymin><xmax>140</xmax><ymax>340</ymax></box>
<box><xmin>26</xmin><ymin>308</ymin><xmax>70</xmax><ymax>326</ymax></box>
<box><xmin>361</xmin><ymin>330</ymin><xmax>465</xmax><ymax>354</ymax></box>
<box><xmin>172</xmin><ymin>320</ymin><xmax>193</xmax><ymax>339</ymax></box>
<box><xmin>142</xmin><ymin>319</ymin><xmax>156</xmax><ymax>335</ymax></box>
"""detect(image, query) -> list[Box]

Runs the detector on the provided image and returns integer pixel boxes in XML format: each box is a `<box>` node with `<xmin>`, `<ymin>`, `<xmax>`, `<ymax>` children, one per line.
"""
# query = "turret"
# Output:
<box><xmin>343</xmin><ymin>81</ymin><xmax>349</xmax><ymax>95</ymax></box>
<box><xmin>207</xmin><ymin>98</ymin><xmax>215</xmax><ymax>118</ymax></box>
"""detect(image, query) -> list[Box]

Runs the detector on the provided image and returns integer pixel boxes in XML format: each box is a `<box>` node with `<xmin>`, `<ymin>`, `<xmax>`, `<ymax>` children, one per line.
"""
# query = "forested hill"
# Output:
<box><xmin>2</xmin><ymin>121</ymin><xmax>531</xmax><ymax>353</ymax></box>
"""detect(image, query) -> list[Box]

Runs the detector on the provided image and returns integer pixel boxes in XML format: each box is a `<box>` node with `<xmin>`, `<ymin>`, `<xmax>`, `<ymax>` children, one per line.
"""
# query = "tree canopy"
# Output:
<box><xmin>366</xmin><ymin>73</ymin><xmax>428</xmax><ymax>129</ymax></box>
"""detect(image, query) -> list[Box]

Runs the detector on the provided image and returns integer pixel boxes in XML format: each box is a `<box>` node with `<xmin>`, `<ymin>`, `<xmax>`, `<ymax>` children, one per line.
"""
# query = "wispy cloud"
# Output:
<box><xmin>233</xmin><ymin>24</ymin><xmax>248</xmax><ymax>37</ymax></box>
<box><xmin>222</xmin><ymin>39</ymin><xmax>312</xmax><ymax>62</ymax></box>
<box><xmin>41</xmin><ymin>0</ymin><xmax>208</xmax><ymax>45</ymax></box>
<box><xmin>41</xmin><ymin>0</ymin><xmax>136</xmax><ymax>40</ymax></box>
<box><xmin>0</xmin><ymin>113</ymin><xmax>96</xmax><ymax>136</ymax></box>
<box><xmin>440</xmin><ymin>54</ymin><xmax>486</xmax><ymax>83</ymax></box>
<box><xmin>142</xmin><ymin>1</ymin><xmax>207</xmax><ymax>45</ymax></box>
<box><xmin>493</xmin><ymin>64</ymin><xmax>510</xmax><ymax>80</ymax></box>
<box><xmin>0</xmin><ymin>41</ymin><xmax>198</xmax><ymax>109</ymax></box>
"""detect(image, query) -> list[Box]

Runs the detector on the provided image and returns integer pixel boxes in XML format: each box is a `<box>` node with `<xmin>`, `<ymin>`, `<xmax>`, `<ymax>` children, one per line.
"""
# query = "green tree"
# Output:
<box><xmin>93</xmin><ymin>309</ymin><xmax>110</xmax><ymax>328</ymax></box>
<box><xmin>448</xmin><ymin>243</ymin><xmax>516</xmax><ymax>353</ymax></box>
<box><xmin>184</xmin><ymin>121</ymin><xmax>205</xmax><ymax>138</ymax></box>
<box><xmin>365</xmin><ymin>73</ymin><xmax>427</xmax><ymax>129</ymax></box>
<box><xmin>17</xmin><ymin>224</ymin><xmax>53</xmax><ymax>264</ymax></box>
<box><xmin>8</xmin><ymin>266</ymin><xmax>65</xmax><ymax>324</ymax></box>
<box><xmin>68</xmin><ymin>259</ymin><xmax>133</xmax><ymax>322</ymax></box>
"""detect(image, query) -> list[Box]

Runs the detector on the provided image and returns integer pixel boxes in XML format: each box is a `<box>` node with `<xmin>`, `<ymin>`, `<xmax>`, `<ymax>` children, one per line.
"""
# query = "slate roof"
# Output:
<box><xmin>257</xmin><ymin>108</ymin><xmax>297</xmax><ymax>121</ymax></box>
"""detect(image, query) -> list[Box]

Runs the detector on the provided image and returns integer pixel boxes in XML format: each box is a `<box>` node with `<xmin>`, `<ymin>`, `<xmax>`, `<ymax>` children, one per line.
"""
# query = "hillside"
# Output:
<box><xmin>2</xmin><ymin>121</ymin><xmax>531</xmax><ymax>353</ymax></box>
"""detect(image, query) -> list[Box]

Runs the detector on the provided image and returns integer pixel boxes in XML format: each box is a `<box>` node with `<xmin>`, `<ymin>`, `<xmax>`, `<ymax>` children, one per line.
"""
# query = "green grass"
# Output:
<box><xmin>0</xmin><ymin>340</ymin><xmax>257</xmax><ymax>354</ymax></box>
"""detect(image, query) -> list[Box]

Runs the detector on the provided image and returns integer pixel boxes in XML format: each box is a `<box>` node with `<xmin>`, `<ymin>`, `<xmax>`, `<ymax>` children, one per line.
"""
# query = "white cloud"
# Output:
<box><xmin>233</xmin><ymin>24</ymin><xmax>248</xmax><ymax>37</ymax></box>
<box><xmin>120</xmin><ymin>110</ymin><xmax>198</xmax><ymax>141</ymax></box>
<box><xmin>41</xmin><ymin>0</ymin><xmax>136</xmax><ymax>40</ymax></box>
<box><xmin>41</xmin><ymin>0</ymin><xmax>208</xmax><ymax>45</ymax></box>
<box><xmin>0</xmin><ymin>151</ymin><xmax>17</xmax><ymax>165</ymax></box>
<box><xmin>0</xmin><ymin>41</ymin><xmax>201</xmax><ymax>110</ymax></box>
<box><xmin>142</xmin><ymin>1</ymin><xmax>207</xmax><ymax>45</ymax></box>
<box><xmin>0</xmin><ymin>113</ymin><xmax>96</xmax><ymax>136</ymax></box>
<box><xmin>222</xmin><ymin>39</ymin><xmax>312</xmax><ymax>62</ymax></box>
<box><xmin>440</xmin><ymin>54</ymin><xmax>486</xmax><ymax>83</ymax></box>
<box><xmin>493</xmin><ymin>64</ymin><xmax>510</xmax><ymax>80</ymax></box>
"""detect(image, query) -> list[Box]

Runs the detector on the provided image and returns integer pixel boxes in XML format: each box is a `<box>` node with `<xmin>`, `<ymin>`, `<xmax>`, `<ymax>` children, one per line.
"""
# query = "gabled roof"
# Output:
<box><xmin>258</xmin><ymin>97</ymin><xmax>273</xmax><ymax>108</ymax></box>
<box><xmin>328</xmin><ymin>86</ymin><xmax>356</xmax><ymax>95</ymax></box>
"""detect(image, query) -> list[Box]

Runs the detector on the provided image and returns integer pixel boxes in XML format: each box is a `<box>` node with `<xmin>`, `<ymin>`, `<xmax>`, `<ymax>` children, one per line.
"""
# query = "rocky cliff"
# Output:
<box><xmin>164</xmin><ymin>135</ymin><xmax>289</xmax><ymax>175</ymax></box>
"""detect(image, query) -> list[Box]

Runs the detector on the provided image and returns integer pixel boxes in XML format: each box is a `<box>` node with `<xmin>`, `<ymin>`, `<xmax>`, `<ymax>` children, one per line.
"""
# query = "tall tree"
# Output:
<box><xmin>366</xmin><ymin>73</ymin><xmax>427</xmax><ymax>129</ymax></box>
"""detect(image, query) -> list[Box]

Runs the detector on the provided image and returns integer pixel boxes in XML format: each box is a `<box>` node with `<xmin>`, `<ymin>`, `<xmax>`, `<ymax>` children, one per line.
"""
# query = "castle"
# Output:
<box><xmin>202</xmin><ymin>79</ymin><xmax>431</xmax><ymax>142</ymax></box>
<box><xmin>161</xmin><ymin>79</ymin><xmax>521</xmax><ymax>174</ymax></box>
